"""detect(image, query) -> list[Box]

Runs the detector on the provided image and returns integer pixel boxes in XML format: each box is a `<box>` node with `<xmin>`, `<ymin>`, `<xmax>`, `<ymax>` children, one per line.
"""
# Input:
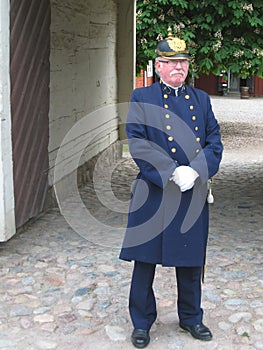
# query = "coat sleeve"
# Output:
<box><xmin>126</xmin><ymin>89</ymin><xmax>178</xmax><ymax>189</ymax></box>
<box><xmin>189</xmin><ymin>94</ymin><xmax>223</xmax><ymax>182</ymax></box>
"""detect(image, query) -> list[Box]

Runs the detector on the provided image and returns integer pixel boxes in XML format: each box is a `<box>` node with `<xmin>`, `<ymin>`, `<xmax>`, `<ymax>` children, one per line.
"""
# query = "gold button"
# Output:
<box><xmin>196</xmin><ymin>137</ymin><xmax>201</xmax><ymax>142</ymax></box>
<box><xmin>166</xmin><ymin>125</ymin><xmax>171</xmax><ymax>130</ymax></box>
<box><xmin>185</xmin><ymin>94</ymin><xmax>190</xmax><ymax>100</ymax></box>
<box><xmin>165</xmin><ymin>114</ymin><xmax>170</xmax><ymax>119</ymax></box>
<box><xmin>168</xmin><ymin>136</ymin><xmax>174</xmax><ymax>141</ymax></box>
<box><xmin>192</xmin><ymin>116</ymin><xmax>196</xmax><ymax>121</ymax></box>
<box><xmin>171</xmin><ymin>148</ymin><xmax>177</xmax><ymax>153</ymax></box>
<box><xmin>164</xmin><ymin>104</ymin><xmax>169</xmax><ymax>109</ymax></box>
<box><xmin>196</xmin><ymin>149</ymin><xmax>200</xmax><ymax>154</ymax></box>
<box><xmin>195</xmin><ymin>126</ymin><xmax>199</xmax><ymax>131</ymax></box>
<box><xmin>190</xmin><ymin>105</ymin><xmax>194</xmax><ymax>110</ymax></box>
<box><xmin>164</xmin><ymin>94</ymin><xmax>168</xmax><ymax>99</ymax></box>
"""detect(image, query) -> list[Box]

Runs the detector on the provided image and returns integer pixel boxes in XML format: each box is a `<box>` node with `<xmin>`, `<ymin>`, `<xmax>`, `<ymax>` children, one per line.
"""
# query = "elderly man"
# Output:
<box><xmin>119</xmin><ymin>28</ymin><xmax>223</xmax><ymax>348</ymax></box>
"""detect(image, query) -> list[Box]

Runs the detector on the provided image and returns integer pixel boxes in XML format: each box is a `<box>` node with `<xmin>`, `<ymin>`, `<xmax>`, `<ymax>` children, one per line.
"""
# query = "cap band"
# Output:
<box><xmin>156</xmin><ymin>51</ymin><xmax>190</xmax><ymax>60</ymax></box>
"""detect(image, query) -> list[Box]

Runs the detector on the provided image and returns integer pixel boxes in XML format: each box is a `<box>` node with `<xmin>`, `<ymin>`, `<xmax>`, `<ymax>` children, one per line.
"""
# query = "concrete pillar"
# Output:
<box><xmin>0</xmin><ymin>0</ymin><xmax>16</xmax><ymax>241</ymax></box>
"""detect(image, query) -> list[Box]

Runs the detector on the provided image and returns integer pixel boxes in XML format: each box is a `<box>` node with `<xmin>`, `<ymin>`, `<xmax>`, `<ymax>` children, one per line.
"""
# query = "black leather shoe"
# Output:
<box><xmin>180</xmin><ymin>323</ymin><xmax>213</xmax><ymax>341</ymax></box>
<box><xmin>131</xmin><ymin>329</ymin><xmax>150</xmax><ymax>348</ymax></box>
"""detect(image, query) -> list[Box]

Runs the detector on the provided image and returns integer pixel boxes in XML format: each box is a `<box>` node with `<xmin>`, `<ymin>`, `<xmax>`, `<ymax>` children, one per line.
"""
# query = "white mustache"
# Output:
<box><xmin>170</xmin><ymin>70</ymin><xmax>184</xmax><ymax>76</ymax></box>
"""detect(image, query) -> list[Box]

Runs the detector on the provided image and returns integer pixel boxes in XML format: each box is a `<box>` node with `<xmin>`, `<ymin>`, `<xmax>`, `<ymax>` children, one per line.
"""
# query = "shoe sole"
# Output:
<box><xmin>131</xmin><ymin>336</ymin><xmax>150</xmax><ymax>348</ymax></box>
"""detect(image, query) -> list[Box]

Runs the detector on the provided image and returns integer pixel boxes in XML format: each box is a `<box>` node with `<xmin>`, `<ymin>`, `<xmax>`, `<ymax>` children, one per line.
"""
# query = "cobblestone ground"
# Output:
<box><xmin>0</xmin><ymin>97</ymin><xmax>262</xmax><ymax>350</ymax></box>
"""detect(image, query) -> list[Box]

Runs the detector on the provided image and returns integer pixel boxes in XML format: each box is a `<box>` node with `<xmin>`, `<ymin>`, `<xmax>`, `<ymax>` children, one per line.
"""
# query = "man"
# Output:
<box><xmin>119</xmin><ymin>27</ymin><xmax>223</xmax><ymax>348</ymax></box>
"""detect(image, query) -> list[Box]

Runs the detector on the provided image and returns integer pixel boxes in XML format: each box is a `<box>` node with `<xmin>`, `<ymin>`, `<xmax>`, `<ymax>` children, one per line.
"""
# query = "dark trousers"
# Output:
<box><xmin>129</xmin><ymin>261</ymin><xmax>203</xmax><ymax>331</ymax></box>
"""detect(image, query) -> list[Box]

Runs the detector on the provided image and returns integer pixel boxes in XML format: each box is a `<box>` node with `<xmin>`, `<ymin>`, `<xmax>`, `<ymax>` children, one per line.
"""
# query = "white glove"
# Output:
<box><xmin>172</xmin><ymin>166</ymin><xmax>199</xmax><ymax>192</ymax></box>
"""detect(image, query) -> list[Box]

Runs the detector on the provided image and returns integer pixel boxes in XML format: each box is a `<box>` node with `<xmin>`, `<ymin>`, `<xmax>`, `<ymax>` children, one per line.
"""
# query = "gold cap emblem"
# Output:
<box><xmin>166</xmin><ymin>27</ymin><xmax>186</xmax><ymax>52</ymax></box>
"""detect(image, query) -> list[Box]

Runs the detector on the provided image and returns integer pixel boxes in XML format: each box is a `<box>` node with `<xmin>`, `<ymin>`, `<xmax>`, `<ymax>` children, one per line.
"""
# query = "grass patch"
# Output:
<box><xmin>122</xmin><ymin>143</ymin><xmax>129</xmax><ymax>153</ymax></box>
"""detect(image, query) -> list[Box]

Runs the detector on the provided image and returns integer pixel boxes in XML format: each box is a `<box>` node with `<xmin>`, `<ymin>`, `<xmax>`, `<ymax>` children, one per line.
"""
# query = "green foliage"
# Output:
<box><xmin>136</xmin><ymin>0</ymin><xmax>263</xmax><ymax>78</ymax></box>
<box><xmin>241</xmin><ymin>332</ymin><xmax>250</xmax><ymax>338</ymax></box>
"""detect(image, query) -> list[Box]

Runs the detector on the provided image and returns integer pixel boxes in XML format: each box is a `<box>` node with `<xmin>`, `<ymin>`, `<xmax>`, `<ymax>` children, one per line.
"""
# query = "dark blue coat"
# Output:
<box><xmin>119</xmin><ymin>82</ymin><xmax>223</xmax><ymax>267</ymax></box>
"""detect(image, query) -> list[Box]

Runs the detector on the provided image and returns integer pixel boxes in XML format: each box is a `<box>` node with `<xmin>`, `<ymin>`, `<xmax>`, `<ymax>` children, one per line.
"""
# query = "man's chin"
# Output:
<box><xmin>171</xmin><ymin>78</ymin><xmax>184</xmax><ymax>86</ymax></box>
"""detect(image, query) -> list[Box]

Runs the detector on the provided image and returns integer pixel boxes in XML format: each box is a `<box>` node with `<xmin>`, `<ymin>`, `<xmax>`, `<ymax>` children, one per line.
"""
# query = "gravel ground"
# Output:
<box><xmin>211</xmin><ymin>97</ymin><xmax>263</xmax><ymax>154</ymax></box>
<box><xmin>211</xmin><ymin>96</ymin><xmax>263</xmax><ymax>123</ymax></box>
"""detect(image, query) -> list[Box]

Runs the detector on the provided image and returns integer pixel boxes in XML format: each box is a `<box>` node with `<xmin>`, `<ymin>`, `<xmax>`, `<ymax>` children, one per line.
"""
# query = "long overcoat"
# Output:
<box><xmin>119</xmin><ymin>82</ymin><xmax>223</xmax><ymax>267</ymax></box>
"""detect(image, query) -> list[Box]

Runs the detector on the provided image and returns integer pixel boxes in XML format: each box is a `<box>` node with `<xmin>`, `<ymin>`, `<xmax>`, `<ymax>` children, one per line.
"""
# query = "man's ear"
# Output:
<box><xmin>155</xmin><ymin>60</ymin><xmax>161</xmax><ymax>69</ymax></box>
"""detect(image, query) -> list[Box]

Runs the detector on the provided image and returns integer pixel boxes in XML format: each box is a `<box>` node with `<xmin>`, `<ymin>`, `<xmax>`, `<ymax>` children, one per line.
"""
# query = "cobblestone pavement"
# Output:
<box><xmin>0</xmin><ymin>97</ymin><xmax>263</xmax><ymax>350</ymax></box>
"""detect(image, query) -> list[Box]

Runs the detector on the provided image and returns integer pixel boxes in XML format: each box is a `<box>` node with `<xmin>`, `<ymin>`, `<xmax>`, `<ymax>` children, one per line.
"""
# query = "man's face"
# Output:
<box><xmin>155</xmin><ymin>58</ymin><xmax>189</xmax><ymax>87</ymax></box>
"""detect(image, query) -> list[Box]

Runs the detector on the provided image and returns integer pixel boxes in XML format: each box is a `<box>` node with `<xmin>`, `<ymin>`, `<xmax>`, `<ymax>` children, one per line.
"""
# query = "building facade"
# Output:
<box><xmin>0</xmin><ymin>0</ymin><xmax>135</xmax><ymax>241</ymax></box>
<box><xmin>195</xmin><ymin>73</ymin><xmax>263</xmax><ymax>97</ymax></box>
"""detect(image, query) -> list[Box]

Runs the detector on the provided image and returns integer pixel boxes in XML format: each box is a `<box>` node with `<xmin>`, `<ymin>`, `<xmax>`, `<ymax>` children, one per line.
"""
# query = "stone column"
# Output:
<box><xmin>0</xmin><ymin>0</ymin><xmax>16</xmax><ymax>241</ymax></box>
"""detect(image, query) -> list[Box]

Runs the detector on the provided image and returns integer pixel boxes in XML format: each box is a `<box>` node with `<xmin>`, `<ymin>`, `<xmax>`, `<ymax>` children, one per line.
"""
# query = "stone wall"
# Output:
<box><xmin>49</xmin><ymin>0</ymin><xmax>119</xmax><ymax>188</ymax></box>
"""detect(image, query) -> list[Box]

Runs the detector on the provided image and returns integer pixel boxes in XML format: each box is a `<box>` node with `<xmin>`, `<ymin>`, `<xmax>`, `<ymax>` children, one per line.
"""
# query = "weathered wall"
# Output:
<box><xmin>49</xmin><ymin>0</ymin><xmax>119</xmax><ymax>185</ymax></box>
<box><xmin>0</xmin><ymin>0</ymin><xmax>16</xmax><ymax>241</ymax></box>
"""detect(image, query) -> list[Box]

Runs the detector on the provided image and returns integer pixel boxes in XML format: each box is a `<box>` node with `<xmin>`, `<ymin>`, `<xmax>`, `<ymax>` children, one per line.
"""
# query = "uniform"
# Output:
<box><xmin>121</xmin><ymin>28</ymin><xmax>223</xmax><ymax>346</ymax></box>
<box><xmin>119</xmin><ymin>82</ymin><xmax>223</xmax><ymax>331</ymax></box>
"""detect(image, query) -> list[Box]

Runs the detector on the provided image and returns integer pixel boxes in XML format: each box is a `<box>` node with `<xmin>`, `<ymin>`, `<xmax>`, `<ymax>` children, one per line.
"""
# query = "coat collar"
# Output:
<box><xmin>160</xmin><ymin>81</ymin><xmax>186</xmax><ymax>96</ymax></box>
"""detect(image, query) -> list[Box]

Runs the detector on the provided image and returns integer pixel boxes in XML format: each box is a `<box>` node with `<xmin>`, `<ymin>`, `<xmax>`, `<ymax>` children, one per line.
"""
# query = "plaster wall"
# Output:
<box><xmin>49</xmin><ymin>0</ymin><xmax>118</xmax><ymax>185</ymax></box>
<box><xmin>0</xmin><ymin>0</ymin><xmax>16</xmax><ymax>241</ymax></box>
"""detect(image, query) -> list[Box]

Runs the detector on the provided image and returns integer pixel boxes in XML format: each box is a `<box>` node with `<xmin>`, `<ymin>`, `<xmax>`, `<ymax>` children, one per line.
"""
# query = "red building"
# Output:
<box><xmin>195</xmin><ymin>73</ymin><xmax>263</xmax><ymax>97</ymax></box>
<box><xmin>136</xmin><ymin>69</ymin><xmax>263</xmax><ymax>97</ymax></box>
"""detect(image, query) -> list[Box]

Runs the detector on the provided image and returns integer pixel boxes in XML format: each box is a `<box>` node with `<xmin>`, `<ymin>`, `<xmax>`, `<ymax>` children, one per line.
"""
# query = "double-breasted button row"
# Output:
<box><xmin>188</xmin><ymin>102</ymin><xmax>202</xmax><ymax>154</ymax></box>
<box><xmin>163</xmin><ymin>93</ymin><xmax>201</xmax><ymax>155</ymax></box>
<box><xmin>163</xmin><ymin>94</ymin><xmax>176</xmax><ymax>153</ymax></box>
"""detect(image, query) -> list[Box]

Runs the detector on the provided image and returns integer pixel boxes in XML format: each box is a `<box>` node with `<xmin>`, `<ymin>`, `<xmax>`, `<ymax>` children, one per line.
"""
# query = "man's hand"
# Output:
<box><xmin>172</xmin><ymin>166</ymin><xmax>199</xmax><ymax>192</ymax></box>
